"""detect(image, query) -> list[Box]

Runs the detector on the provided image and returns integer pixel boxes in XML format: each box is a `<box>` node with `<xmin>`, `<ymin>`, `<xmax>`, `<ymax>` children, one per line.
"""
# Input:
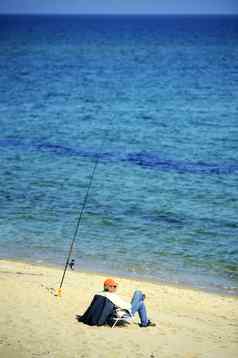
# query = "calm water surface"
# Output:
<box><xmin>0</xmin><ymin>15</ymin><xmax>238</xmax><ymax>294</ymax></box>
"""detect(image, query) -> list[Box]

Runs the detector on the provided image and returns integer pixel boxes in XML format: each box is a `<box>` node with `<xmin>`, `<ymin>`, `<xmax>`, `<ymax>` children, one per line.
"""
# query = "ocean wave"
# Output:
<box><xmin>1</xmin><ymin>138</ymin><xmax>238</xmax><ymax>175</ymax></box>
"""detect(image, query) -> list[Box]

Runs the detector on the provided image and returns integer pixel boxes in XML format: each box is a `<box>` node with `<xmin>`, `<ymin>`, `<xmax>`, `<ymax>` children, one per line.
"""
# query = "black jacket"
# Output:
<box><xmin>78</xmin><ymin>294</ymin><xmax>115</xmax><ymax>326</ymax></box>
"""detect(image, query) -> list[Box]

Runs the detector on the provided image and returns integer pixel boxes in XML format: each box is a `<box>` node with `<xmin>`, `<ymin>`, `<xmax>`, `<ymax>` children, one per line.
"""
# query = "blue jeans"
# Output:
<box><xmin>130</xmin><ymin>290</ymin><xmax>148</xmax><ymax>326</ymax></box>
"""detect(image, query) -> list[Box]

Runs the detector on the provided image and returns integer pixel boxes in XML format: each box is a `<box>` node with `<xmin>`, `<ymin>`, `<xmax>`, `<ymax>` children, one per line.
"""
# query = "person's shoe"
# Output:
<box><xmin>139</xmin><ymin>320</ymin><xmax>156</xmax><ymax>328</ymax></box>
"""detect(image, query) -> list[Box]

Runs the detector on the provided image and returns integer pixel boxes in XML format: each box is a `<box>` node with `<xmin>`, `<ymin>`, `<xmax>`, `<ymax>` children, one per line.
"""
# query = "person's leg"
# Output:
<box><xmin>130</xmin><ymin>290</ymin><xmax>148</xmax><ymax>326</ymax></box>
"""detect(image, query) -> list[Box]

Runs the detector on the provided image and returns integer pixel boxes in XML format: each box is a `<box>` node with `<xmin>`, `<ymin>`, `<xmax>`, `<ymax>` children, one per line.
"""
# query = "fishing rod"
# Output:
<box><xmin>56</xmin><ymin>132</ymin><xmax>108</xmax><ymax>297</ymax></box>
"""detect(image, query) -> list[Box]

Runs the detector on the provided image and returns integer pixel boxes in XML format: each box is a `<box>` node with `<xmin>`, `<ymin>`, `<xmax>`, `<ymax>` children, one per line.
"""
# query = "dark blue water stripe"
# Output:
<box><xmin>1</xmin><ymin>138</ymin><xmax>238</xmax><ymax>175</ymax></box>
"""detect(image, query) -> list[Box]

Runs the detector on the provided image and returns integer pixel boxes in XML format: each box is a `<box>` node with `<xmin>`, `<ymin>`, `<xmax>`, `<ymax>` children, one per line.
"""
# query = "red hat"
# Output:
<box><xmin>104</xmin><ymin>278</ymin><xmax>118</xmax><ymax>287</ymax></box>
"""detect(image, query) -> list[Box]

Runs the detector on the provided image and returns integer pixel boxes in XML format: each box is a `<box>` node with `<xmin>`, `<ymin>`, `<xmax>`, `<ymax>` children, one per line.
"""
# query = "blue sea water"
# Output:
<box><xmin>0</xmin><ymin>15</ymin><xmax>238</xmax><ymax>294</ymax></box>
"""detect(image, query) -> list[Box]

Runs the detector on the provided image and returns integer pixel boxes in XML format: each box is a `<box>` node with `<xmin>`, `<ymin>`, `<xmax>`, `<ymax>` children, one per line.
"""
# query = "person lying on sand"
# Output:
<box><xmin>78</xmin><ymin>278</ymin><xmax>156</xmax><ymax>327</ymax></box>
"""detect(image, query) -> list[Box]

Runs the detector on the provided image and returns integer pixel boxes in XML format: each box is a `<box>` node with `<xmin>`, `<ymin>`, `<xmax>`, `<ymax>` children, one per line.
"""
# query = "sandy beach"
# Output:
<box><xmin>0</xmin><ymin>259</ymin><xmax>237</xmax><ymax>358</ymax></box>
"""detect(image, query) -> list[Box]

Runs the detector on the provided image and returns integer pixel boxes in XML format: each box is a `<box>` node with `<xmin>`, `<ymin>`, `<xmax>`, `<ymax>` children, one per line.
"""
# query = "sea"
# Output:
<box><xmin>0</xmin><ymin>14</ymin><xmax>237</xmax><ymax>295</ymax></box>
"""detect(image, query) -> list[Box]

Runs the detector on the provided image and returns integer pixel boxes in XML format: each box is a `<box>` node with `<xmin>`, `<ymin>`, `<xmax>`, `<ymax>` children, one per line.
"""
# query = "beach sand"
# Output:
<box><xmin>0</xmin><ymin>259</ymin><xmax>237</xmax><ymax>358</ymax></box>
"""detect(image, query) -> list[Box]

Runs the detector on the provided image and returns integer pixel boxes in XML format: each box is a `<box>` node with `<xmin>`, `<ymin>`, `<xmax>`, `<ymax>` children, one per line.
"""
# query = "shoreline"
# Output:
<box><xmin>1</xmin><ymin>258</ymin><xmax>238</xmax><ymax>358</ymax></box>
<box><xmin>1</xmin><ymin>256</ymin><xmax>237</xmax><ymax>298</ymax></box>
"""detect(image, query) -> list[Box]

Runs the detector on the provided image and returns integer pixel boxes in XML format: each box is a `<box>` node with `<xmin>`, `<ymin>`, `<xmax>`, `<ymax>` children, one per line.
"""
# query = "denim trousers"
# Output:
<box><xmin>130</xmin><ymin>290</ymin><xmax>148</xmax><ymax>326</ymax></box>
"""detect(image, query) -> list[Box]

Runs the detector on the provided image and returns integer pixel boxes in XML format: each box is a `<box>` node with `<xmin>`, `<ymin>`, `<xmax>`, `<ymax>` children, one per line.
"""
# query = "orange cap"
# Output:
<box><xmin>104</xmin><ymin>278</ymin><xmax>118</xmax><ymax>287</ymax></box>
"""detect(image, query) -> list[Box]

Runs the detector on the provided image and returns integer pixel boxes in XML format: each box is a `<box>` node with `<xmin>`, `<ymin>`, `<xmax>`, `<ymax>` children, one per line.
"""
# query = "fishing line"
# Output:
<box><xmin>56</xmin><ymin>131</ymin><xmax>108</xmax><ymax>296</ymax></box>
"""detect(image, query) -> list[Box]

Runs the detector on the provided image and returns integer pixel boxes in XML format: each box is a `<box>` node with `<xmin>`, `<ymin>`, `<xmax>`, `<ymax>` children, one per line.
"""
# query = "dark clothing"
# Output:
<box><xmin>77</xmin><ymin>294</ymin><xmax>115</xmax><ymax>326</ymax></box>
